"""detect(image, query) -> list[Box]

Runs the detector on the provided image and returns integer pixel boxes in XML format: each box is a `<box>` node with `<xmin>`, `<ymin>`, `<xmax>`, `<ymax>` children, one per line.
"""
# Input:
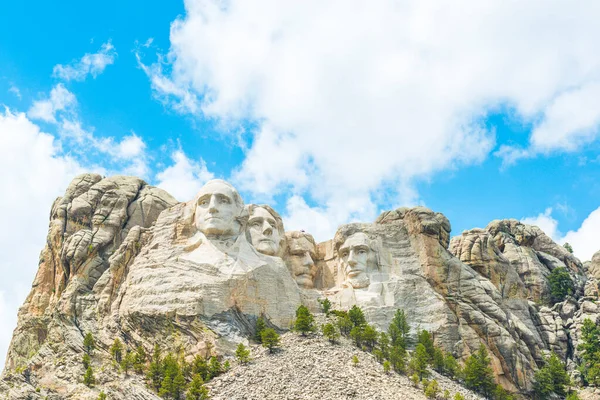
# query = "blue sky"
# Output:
<box><xmin>2</xmin><ymin>0</ymin><xmax>600</xmax><ymax>367</ymax></box>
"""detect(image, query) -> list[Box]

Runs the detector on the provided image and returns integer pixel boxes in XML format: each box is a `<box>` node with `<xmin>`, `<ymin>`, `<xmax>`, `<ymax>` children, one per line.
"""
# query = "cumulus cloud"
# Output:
<box><xmin>155</xmin><ymin>150</ymin><xmax>214</xmax><ymax>201</ymax></box>
<box><xmin>140</xmin><ymin>0</ymin><xmax>600</xmax><ymax>239</ymax></box>
<box><xmin>52</xmin><ymin>41</ymin><xmax>117</xmax><ymax>82</ymax></box>
<box><xmin>27</xmin><ymin>84</ymin><xmax>77</xmax><ymax>123</ymax></box>
<box><xmin>0</xmin><ymin>110</ymin><xmax>84</xmax><ymax>368</ymax></box>
<box><xmin>522</xmin><ymin>207</ymin><xmax>600</xmax><ymax>262</ymax></box>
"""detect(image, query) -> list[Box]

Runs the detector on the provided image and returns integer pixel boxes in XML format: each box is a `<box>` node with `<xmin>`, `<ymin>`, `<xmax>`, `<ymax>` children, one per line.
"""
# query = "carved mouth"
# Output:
<box><xmin>346</xmin><ymin>268</ymin><xmax>364</xmax><ymax>277</ymax></box>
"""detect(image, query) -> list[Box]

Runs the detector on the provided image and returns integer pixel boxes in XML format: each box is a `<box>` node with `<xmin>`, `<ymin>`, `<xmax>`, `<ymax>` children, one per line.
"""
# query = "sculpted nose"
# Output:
<box><xmin>208</xmin><ymin>196</ymin><xmax>218</xmax><ymax>213</ymax></box>
<box><xmin>302</xmin><ymin>252</ymin><xmax>314</xmax><ymax>266</ymax></box>
<box><xmin>348</xmin><ymin>250</ymin><xmax>357</xmax><ymax>266</ymax></box>
<box><xmin>262</xmin><ymin>221</ymin><xmax>273</xmax><ymax>236</ymax></box>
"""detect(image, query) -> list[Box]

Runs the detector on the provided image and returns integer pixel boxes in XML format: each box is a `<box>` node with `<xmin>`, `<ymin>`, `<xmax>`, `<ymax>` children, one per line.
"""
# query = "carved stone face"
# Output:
<box><xmin>338</xmin><ymin>232</ymin><xmax>374</xmax><ymax>289</ymax></box>
<box><xmin>287</xmin><ymin>236</ymin><xmax>317</xmax><ymax>289</ymax></box>
<box><xmin>194</xmin><ymin>180</ymin><xmax>242</xmax><ymax>237</ymax></box>
<box><xmin>248</xmin><ymin>206</ymin><xmax>282</xmax><ymax>256</ymax></box>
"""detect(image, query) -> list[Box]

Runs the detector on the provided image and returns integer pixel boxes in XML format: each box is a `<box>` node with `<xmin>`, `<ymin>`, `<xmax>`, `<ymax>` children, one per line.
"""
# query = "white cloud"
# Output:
<box><xmin>562</xmin><ymin>208</ymin><xmax>600</xmax><ymax>262</ymax></box>
<box><xmin>52</xmin><ymin>41</ymin><xmax>117</xmax><ymax>82</ymax></box>
<box><xmin>27</xmin><ymin>84</ymin><xmax>76</xmax><ymax>123</ymax></box>
<box><xmin>521</xmin><ymin>208</ymin><xmax>560</xmax><ymax>241</ymax></box>
<box><xmin>143</xmin><ymin>0</ymin><xmax>600</xmax><ymax>236</ymax></box>
<box><xmin>155</xmin><ymin>150</ymin><xmax>214</xmax><ymax>201</ymax></box>
<box><xmin>522</xmin><ymin>207</ymin><xmax>600</xmax><ymax>262</ymax></box>
<box><xmin>8</xmin><ymin>86</ymin><xmax>21</xmax><ymax>99</ymax></box>
<box><xmin>116</xmin><ymin>133</ymin><xmax>146</xmax><ymax>159</ymax></box>
<box><xmin>0</xmin><ymin>109</ymin><xmax>84</xmax><ymax>368</ymax></box>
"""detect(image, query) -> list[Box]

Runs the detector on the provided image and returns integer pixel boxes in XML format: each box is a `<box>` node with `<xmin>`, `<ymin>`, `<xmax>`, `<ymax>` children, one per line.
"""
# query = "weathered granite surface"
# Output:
<box><xmin>1</xmin><ymin>175</ymin><xmax>597</xmax><ymax>399</ymax></box>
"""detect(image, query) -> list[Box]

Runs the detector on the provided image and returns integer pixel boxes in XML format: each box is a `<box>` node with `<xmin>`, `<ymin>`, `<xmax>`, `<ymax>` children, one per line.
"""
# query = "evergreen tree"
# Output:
<box><xmin>444</xmin><ymin>353</ymin><xmax>459</xmax><ymax>379</ymax></box>
<box><xmin>383</xmin><ymin>360</ymin><xmax>391</xmax><ymax>374</ymax></box>
<box><xmin>388</xmin><ymin>309</ymin><xmax>411</xmax><ymax>349</ymax></box>
<box><xmin>134</xmin><ymin>345</ymin><xmax>147</xmax><ymax>374</ymax></box>
<box><xmin>147</xmin><ymin>344</ymin><xmax>163</xmax><ymax>391</ymax></box>
<box><xmin>493</xmin><ymin>384</ymin><xmax>514</xmax><ymax>400</ymax></box>
<box><xmin>187</xmin><ymin>374</ymin><xmax>210</xmax><ymax>400</ymax></box>
<box><xmin>208</xmin><ymin>356</ymin><xmax>222</xmax><ymax>379</ymax></box>
<box><xmin>110</xmin><ymin>338</ymin><xmax>123</xmax><ymax>364</ymax></box>
<box><xmin>352</xmin><ymin>355</ymin><xmax>359</xmax><ymax>367</ymax></box>
<box><xmin>410</xmin><ymin>343</ymin><xmax>430</xmax><ymax>380</ymax></box>
<box><xmin>83</xmin><ymin>332</ymin><xmax>95</xmax><ymax>355</ymax></box>
<box><xmin>442</xmin><ymin>389</ymin><xmax>450</xmax><ymax>399</ymax></box>
<box><xmin>120</xmin><ymin>350</ymin><xmax>135</xmax><ymax>375</ymax></box>
<box><xmin>97</xmin><ymin>392</ymin><xmax>107</xmax><ymax>400</ymax></box>
<box><xmin>533</xmin><ymin>352</ymin><xmax>571</xmax><ymax>398</ymax></box>
<box><xmin>235</xmin><ymin>343</ymin><xmax>251</xmax><ymax>364</ymax></box>
<box><xmin>322</xmin><ymin>323</ymin><xmax>340</xmax><ymax>343</ymax></box>
<box><xmin>83</xmin><ymin>366</ymin><xmax>95</xmax><ymax>387</ymax></box>
<box><xmin>294</xmin><ymin>305</ymin><xmax>315</xmax><ymax>335</ymax></box>
<box><xmin>563</xmin><ymin>242</ymin><xmax>574</xmax><ymax>254</ymax></box>
<box><xmin>82</xmin><ymin>353</ymin><xmax>91</xmax><ymax>369</ymax></box>
<box><xmin>463</xmin><ymin>345</ymin><xmax>496</xmax><ymax>398</ymax></box>
<box><xmin>192</xmin><ymin>354</ymin><xmax>209</xmax><ymax>381</ymax></box>
<box><xmin>389</xmin><ymin>345</ymin><xmax>407</xmax><ymax>373</ymax></box>
<box><xmin>577</xmin><ymin>318</ymin><xmax>600</xmax><ymax>385</ymax></box>
<box><xmin>255</xmin><ymin>317</ymin><xmax>266</xmax><ymax>343</ymax></box>
<box><xmin>336</xmin><ymin>314</ymin><xmax>353</xmax><ymax>336</ymax></box>
<box><xmin>223</xmin><ymin>360</ymin><xmax>231</xmax><ymax>371</ymax></box>
<box><xmin>433</xmin><ymin>347</ymin><xmax>445</xmax><ymax>374</ymax></box>
<box><xmin>350</xmin><ymin>326</ymin><xmax>363</xmax><ymax>348</ymax></box>
<box><xmin>348</xmin><ymin>305</ymin><xmax>366</xmax><ymax>327</ymax></box>
<box><xmin>379</xmin><ymin>332</ymin><xmax>391</xmax><ymax>359</ymax></box>
<box><xmin>417</xmin><ymin>330</ymin><xmax>435</xmax><ymax>362</ymax></box>
<box><xmin>424</xmin><ymin>379</ymin><xmax>439</xmax><ymax>399</ymax></box>
<box><xmin>318</xmin><ymin>298</ymin><xmax>332</xmax><ymax>315</ymax></box>
<box><xmin>453</xmin><ymin>394</ymin><xmax>465</xmax><ymax>400</ymax></box>
<box><xmin>261</xmin><ymin>328</ymin><xmax>280</xmax><ymax>353</ymax></box>
<box><xmin>548</xmin><ymin>267</ymin><xmax>574</xmax><ymax>303</ymax></box>
<box><xmin>362</xmin><ymin>324</ymin><xmax>378</xmax><ymax>351</ymax></box>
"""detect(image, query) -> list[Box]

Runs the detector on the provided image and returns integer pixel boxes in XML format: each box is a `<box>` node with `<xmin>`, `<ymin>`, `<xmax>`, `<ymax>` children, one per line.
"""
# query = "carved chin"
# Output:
<box><xmin>295</xmin><ymin>275</ymin><xmax>314</xmax><ymax>289</ymax></box>
<box><xmin>348</xmin><ymin>275</ymin><xmax>369</xmax><ymax>289</ymax></box>
<box><xmin>256</xmin><ymin>241</ymin><xmax>278</xmax><ymax>255</ymax></box>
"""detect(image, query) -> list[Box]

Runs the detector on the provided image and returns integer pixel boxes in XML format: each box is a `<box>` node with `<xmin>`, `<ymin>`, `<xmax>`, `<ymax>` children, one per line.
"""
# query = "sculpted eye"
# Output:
<box><xmin>358</xmin><ymin>249</ymin><xmax>367</xmax><ymax>255</ymax></box>
<box><xmin>217</xmin><ymin>195</ymin><xmax>231</xmax><ymax>204</ymax></box>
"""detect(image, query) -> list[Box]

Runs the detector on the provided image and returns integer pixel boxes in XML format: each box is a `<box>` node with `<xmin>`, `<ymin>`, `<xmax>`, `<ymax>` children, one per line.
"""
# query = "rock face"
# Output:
<box><xmin>1</xmin><ymin>176</ymin><xmax>597</xmax><ymax>399</ymax></box>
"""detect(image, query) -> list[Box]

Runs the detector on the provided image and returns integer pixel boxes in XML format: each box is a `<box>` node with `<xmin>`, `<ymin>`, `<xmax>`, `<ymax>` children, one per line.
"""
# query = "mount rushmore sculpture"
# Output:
<box><xmin>2</xmin><ymin>174</ymin><xmax>590</xmax><ymax>397</ymax></box>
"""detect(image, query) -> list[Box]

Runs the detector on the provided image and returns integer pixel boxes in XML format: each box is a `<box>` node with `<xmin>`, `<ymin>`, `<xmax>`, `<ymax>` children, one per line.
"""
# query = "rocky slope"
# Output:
<box><xmin>1</xmin><ymin>174</ymin><xmax>599</xmax><ymax>399</ymax></box>
<box><xmin>207</xmin><ymin>327</ymin><xmax>483</xmax><ymax>400</ymax></box>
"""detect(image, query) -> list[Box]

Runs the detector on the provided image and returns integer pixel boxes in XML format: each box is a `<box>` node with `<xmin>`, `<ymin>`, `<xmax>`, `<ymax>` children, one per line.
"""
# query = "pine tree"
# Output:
<box><xmin>120</xmin><ymin>350</ymin><xmax>135</xmax><ymax>375</ymax></box>
<box><xmin>318</xmin><ymin>298</ymin><xmax>332</xmax><ymax>315</ymax></box>
<box><xmin>563</xmin><ymin>242</ymin><xmax>574</xmax><ymax>254</ymax></box>
<box><xmin>83</xmin><ymin>332</ymin><xmax>95</xmax><ymax>355</ymax></box>
<box><xmin>187</xmin><ymin>374</ymin><xmax>210</xmax><ymax>400</ymax></box>
<box><xmin>208</xmin><ymin>356</ymin><xmax>222</xmax><ymax>379</ymax></box>
<box><xmin>134</xmin><ymin>345</ymin><xmax>147</xmax><ymax>374</ymax></box>
<box><xmin>235</xmin><ymin>343</ymin><xmax>251</xmax><ymax>364</ymax></box>
<box><xmin>383</xmin><ymin>360</ymin><xmax>391</xmax><ymax>374</ymax></box>
<box><xmin>463</xmin><ymin>345</ymin><xmax>496</xmax><ymax>398</ymax></box>
<box><xmin>110</xmin><ymin>338</ymin><xmax>123</xmax><ymax>364</ymax></box>
<box><xmin>578</xmin><ymin>318</ymin><xmax>600</xmax><ymax>385</ymax></box>
<box><xmin>172</xmin><ymin>370</ymin><xmax>186</xmax><ymax>400</ymax></box>
<box><xmin>362</xmin><ymin>324</ymin><xmax>378</xmax><ymax>351</ymax></box>
<box><xmin>322</xmin><ymin>323</ymin><xmax>340</xmax><ymax>343</ymax></box>
<box><xmin>410</xmin><ymin>372</ymin><xmax>420</xmax><ymax>387</ymax></box>
<box><xmin>294</xmin><ymin>305</ymin><xmax>315</xmax><ymax>335</ymax></box>
<box><xmin>417</xmin><ymin>330</ymin><xmax>435</xmax><ymax>362</ymax></box>
<box><xmin>83</xmin><ymin>366</ymin><xmax>95</xmax><ymax>387</ymax></box>
<box><xmin>548</xmin><ymin>267</ymin><xmax>575</xmax><ymax>303</ymax></box>
<box><xmin>388</xmin><ymin>309</ymin><xmax>411</xmax><ymax>349</ymax></box>
<box><xmin>424</xmin><ymin>379</ymin><xmax>439</xmax><ymax>399</ymax></box>
<box><xmin>255</xmin><ymin>317</ymin><xmax>266</xmax><ymax>343</ymax></box>
<box><xmin>533</xmin><ymin>352</ymin><xmax>571</xmax><ymax>398</ymax></box>
<box><xmin>433</xmin><ymin>347</ymin><xmax>445</xmax><ymax>373</ymax></box>
<box><xmin>352</xmin><ymin>355</ymin><xmax>359</xmax><ymax>367</ymax></box>
<box><xmin>147</xmin><ymin>344</ymin><xmax>163</xmax><ymax>391</ymax></box>
<box><xmin>453</xmin><ymin>393</ymin><xmax>465</xmax><ymax>400</ymax></box>
<box><xmin>82</xmin><ymin>353</ymin><xmax>91</xmax><ymax>369</ymax></box>
<box><xmin>336</xmin><ymin>314</ymin><xmax>353</xmax><ymax>336</ymax></box>
<box><xmin>409</xmin><ymin>343</ymin><xmax>429</xmax><ymax>380</ymax></box>
<box><xmin>261</xmin><ymin>328</ymin><xmax>280</xmax><ymax>353</ymax></box>
<box><xmin>379</xmin><ymin>332</ymin><xmax>391</xmax><ymax>359</ymax></box>
<box><xmin>192</xmin><ymin>354</ymin><xmax>209</xmax><ymax>381</ymax></box>
<box><xmin>389</xmin><ymin>345</ymin><xmax>407</xmax><ymax>373</ymax></box>
<box><xmin>97</xmin><ymin>392</ymin><xmax>107</xmax><ymax>400</ymax></box>
<box><xmin>350</xmin><ymin>326</ymin><xmax>363</xmax><ymax>348</ymax></box>
<box><xmin>348</xmin><ymin>305</ymin><xmax>366</xmax><ymax>327</ymax></box>
<box><xmin>444</xmin><ymin>353</ymin><xmax>459</xmax><ymax>379</ymax></box>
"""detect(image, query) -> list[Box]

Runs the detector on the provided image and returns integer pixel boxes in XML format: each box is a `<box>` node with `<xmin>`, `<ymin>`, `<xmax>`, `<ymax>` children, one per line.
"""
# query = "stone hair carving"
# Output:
<box><xmin>245</xmin><ymin>204</ymin><xmax>285</xmax><ymax>256</ymax></box>
<box><xmin>334</xmin><ymin>231</ymin><xmax>379</xmax><ymax>289</ymax></box>
<box><xmin>285</xmin><ymin>231</ymin><xmax>318</xmax><ymax>289</ymax></box>
<box><xmin>192</xmin><ymin>179</ymin><xmax>246</xmax><ymax>239</ymax></box>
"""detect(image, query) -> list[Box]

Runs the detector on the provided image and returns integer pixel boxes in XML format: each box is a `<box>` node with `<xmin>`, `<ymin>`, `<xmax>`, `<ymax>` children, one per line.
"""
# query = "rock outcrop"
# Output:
<box><xmin>1</xmin><ymin>176</ymin><xmax>598</xmax><ymax>399</ymax></box>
